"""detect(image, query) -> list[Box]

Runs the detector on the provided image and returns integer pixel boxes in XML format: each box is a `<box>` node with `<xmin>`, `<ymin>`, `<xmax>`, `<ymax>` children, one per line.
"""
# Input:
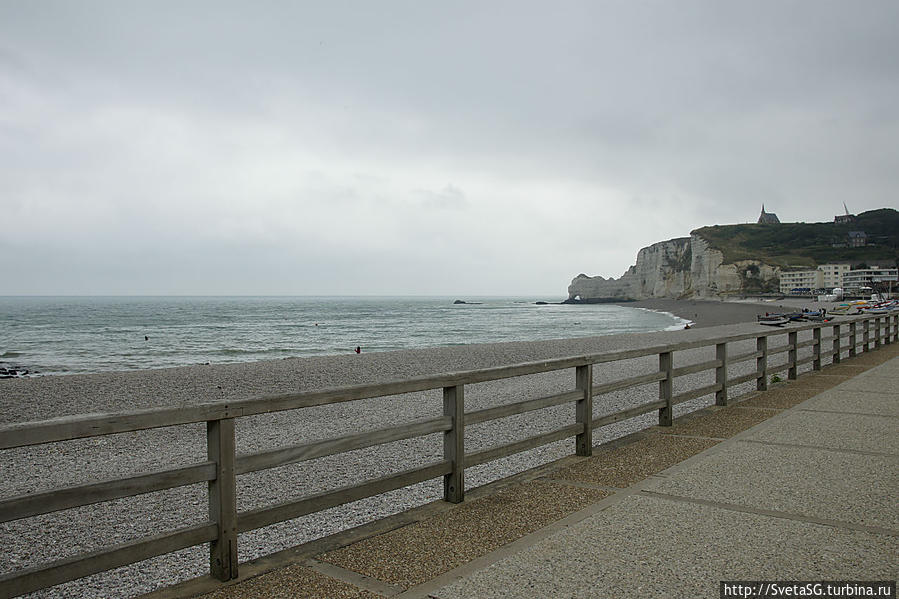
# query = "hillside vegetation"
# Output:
<box><xmin>693</xmin><ymin>208</ymin><xmax>899</xmax><ymax>270</ymax></box>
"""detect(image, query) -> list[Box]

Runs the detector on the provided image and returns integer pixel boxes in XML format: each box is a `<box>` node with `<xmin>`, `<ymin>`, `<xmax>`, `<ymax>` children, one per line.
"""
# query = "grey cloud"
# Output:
<box><xmin>2</xmin><ymin>1</ymin><xmax>898</xmax><ymax>295</ymax></box>
<box><xmin>411</xmin><ymin>184</ymin><xmax>467</xmax><ymax>210</ymax></box>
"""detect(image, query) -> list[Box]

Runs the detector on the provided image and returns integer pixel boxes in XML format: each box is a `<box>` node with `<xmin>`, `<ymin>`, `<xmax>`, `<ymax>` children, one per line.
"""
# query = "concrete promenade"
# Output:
<box><xmin>157</xmin><ymin>343</ymin><xmax>898</xmax><ymax>599</ymax></box>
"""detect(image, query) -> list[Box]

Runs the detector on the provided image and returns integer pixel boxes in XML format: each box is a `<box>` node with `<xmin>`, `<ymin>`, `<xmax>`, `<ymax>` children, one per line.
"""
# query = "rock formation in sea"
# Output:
<box><xmin>567</xmin><ymin>234</ymin><xmax>779</xmax><ymax>301</ymax></box>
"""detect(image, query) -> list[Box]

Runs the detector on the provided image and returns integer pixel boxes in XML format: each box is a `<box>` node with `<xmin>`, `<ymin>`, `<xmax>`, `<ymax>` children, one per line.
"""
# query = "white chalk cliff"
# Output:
<box><xmin>567</xmin><ymin>234</ymin><xmax>779</xmax><ymax>301</ymax></box>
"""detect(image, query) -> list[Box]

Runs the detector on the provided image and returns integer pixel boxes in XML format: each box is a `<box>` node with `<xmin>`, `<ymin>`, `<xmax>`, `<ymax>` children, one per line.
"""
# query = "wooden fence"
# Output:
<box><xmin>0</xmin><ymin>313</ymin><xmax>896</xmax><ymax>598</ymax></box>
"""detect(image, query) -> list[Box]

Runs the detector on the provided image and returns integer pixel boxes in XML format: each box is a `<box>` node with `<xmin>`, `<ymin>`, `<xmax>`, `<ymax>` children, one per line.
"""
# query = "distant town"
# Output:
<box><xmin>757</xmin><ymin>204</ymin><xmax>897</xmax><ymax>298</ymax></box>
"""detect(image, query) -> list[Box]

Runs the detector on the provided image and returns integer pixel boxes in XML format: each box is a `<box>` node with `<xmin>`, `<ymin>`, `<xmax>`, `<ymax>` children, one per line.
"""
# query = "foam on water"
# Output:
<box><xmin>0</xmin><ymin>296</ymin><xmax>684</xmax><ymax>376</ymax></box>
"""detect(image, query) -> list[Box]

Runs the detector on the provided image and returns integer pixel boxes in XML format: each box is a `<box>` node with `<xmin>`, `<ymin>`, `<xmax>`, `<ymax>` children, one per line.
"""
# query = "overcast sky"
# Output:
<box><xmin>2</xmin><ymin>1</ymin><xmax>897</xmax><ymax>296</ymax></box>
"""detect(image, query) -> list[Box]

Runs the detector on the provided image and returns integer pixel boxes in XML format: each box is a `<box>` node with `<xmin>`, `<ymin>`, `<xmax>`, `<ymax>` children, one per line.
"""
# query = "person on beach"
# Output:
<box><xmin>355</xmin><ymin>346</ymin><xmax>361</xmax><ymax>354</ymax></box>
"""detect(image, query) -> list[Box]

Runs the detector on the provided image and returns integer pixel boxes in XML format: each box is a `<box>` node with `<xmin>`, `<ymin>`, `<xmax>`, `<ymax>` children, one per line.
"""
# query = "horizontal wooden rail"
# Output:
<box><xmin>730</xmin><ymin>349</ymin><xmax>763</xmax><ymax>364</ymax></box>
<box><xmin>767</xmin><ymin>362</ymin><xmax>792</xmax><ymax>375</ymax></box>
<box><xmin>0</xmin><ymin>462</ymin><xmax>216</xmax><ymax>524</ymax></box>
<box><xmin>466</xmin><ymin>391</ymin><xmax>582</xmax><ymax>426</ymax></box>
<box><xmin>0</xmin><ymin>523</ymin><xmax>218</xmax><ymax>598</ymax></box>
<box><xmin>238</xmin><ymin>461</ymin><xmax>452</xmax><ymax>533</ymax></box>
<box><xmin>767</xmin><ymin>344</ymin><xmax>791</xmax><ymax>356</ymax></box>
<box><xmin>672</xmin><ymin>383</ymin><xmax>722</xmax><ymax>406</ymax></box>
<box><xmin>466</xmin><ymin>424</ymin><xmax>583</xmax><ymax>468</ymax></box>
<box><xmin>795</xmin><ymin>355</ymin><xmax>816</xmax><ymax>367</ymax></box>
<box><xmin>672</xmin><ymin>359</ymin><xmax>721</xmax><ymax>378</ymax></box>
<box><xmin>727</xmin><ymin>372</ymin><xmax>759</xmax><ymax>387</ymax></box>
<box><xmin>593</xmin><ymin>371</ymin><xmax>666</xmax><ymax>396</ymax></box>
<box><xmin>236</xmin><ymin>416</ymin><xmax>452</xmax><ymax>474</ymax></box>
<box><xmin>592</xmin><ymin>400</ymin><xmax>667</xmax><ymax>429</ymax></box>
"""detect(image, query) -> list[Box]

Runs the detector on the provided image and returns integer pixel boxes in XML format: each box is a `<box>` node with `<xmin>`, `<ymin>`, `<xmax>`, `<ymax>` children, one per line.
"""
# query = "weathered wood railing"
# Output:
<box><xmin>0</xmin><ymin>313</ymin><xmax>896</xmax><ymax>597</ymax></box>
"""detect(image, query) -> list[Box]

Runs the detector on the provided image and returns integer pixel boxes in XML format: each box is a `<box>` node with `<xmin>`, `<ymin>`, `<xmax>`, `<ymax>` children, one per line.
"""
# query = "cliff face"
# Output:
<box><xmin>567</xmin><ymin>234</ymin><xmax>779</xmax><ymax>301</ymax></box>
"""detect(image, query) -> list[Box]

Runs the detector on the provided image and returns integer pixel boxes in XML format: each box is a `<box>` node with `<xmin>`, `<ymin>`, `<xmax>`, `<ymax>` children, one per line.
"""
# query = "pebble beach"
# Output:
<box><xmin>0</xmin><ymin>299</ymin><xmax>820</xmax><ymax>598</ymax></box>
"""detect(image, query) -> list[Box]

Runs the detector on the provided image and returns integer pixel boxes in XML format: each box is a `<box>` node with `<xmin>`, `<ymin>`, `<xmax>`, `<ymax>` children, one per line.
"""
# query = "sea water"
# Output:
<box><xmin>0</xmin><ymin>296</ymin><xmax>688</xmax><ymax>376</ymax></box>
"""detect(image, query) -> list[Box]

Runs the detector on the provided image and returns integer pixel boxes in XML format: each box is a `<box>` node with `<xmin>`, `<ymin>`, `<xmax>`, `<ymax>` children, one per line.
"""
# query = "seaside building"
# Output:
<box><xmin>847</xmin><ymin>231</ymin><xmax>867</xmax><ymax>247</ymax></box>
<box><xmin>819</xmin><ymin>263</ymin><xmax>851</xmax><ymax>288</ymax></box>
<box><xmin>779</xmin><ymin>270</ymin><xmax>822</xmax><ymax>295</ymax></box>
<box><xmin>757</xmin><ymin>204</ymin><xmax>780</xmax><ymax>224</ymax></box>
<box><xmin>842</xmin><ymin>266</ymin><xmax>898</xmax><ymax>294</ymax></box>
<box><xmin>778</xmin><ymin>263</ymin><xmax>852</xmax><ymax>295</ymax></box>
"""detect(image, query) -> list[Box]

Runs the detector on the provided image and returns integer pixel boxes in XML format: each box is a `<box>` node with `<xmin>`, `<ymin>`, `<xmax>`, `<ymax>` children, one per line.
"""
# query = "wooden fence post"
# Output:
<box><xmin>575</xmin><ymin>364</ymin><xmax>593</xmax><ymax>456</ymax></box>
<box><xmin>443</xmin><ymin>385</ymin><xmax>465</xmax><ymax>503</ymax></box>
<box><xmin>715</xmin><ymin>342</ymin><xmax>728</xmax><ymax>406</ymax></box>
<box><xmin>849</xmin><ymin>322</ymin><xmax>857</xmax><ymax>358</ymax></box>
<box><xmin>874</xmin><ymin>317</ymin><xmax>882</xmax><ymax>349</ymax></box>
<box><xmin>756</xmin><ymin>336</ymin><xmax>768</xmax><ymax>391</ymax></box>
<box><xmin>788</xmin><ymin>331</ymin><xmax>798</xmax><ymax>380</ymax></box>
<box><xmin>208</xmin><ymin>418</ymin><xmax>238</xmax><ymax>582</ymax></box>
<box><xmin>812</xmin><ymin>327</ymin><xmax>822</xmax><ymax>371</ymax></box>
<box><xmin>862</xmin><ymin>319</ymin><xmax>870</xmax><ymax>352</ymax></box>
<box><xmin>658</xmin><ymin>352</ymin><xmax>673</xmax><ymax>426</ymax></box>
<box><xmin>832</xmin><ymin>324</ymin><xmax>841</xmax><ymax>363</ymax></box>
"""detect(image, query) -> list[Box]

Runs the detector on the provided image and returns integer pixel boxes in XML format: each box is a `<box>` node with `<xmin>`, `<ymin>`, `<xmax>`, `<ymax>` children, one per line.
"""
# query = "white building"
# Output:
<box><xmin>842</xmin><ymin>267</ymin><xmax>899</xmax><ymax>292</ymax></box>
<box><xmin>779</xmin><ymin>263</ymin><xmax>852</xmax><ymax>295</ymax></box>
<box><xmin>818</xmin><ymin>264</ymin><xmax>851</xmax><ymax>288</ymax></box>
<box><xmin>779</xmin><ymin>270</ymin><xmax>822</xmax><ymax>294</ymax></box>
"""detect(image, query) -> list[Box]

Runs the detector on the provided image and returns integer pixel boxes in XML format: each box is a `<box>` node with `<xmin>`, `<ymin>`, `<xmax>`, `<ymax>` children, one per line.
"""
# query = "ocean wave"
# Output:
<box><xmin>632</xmin><ymin>307</ymin><xmax>693</xmax><ymax>331</ymax></box>
<box><xmin>1</xmin><ymin>351</ymin><xmax>23</xmax><ymax>358</ymax></box>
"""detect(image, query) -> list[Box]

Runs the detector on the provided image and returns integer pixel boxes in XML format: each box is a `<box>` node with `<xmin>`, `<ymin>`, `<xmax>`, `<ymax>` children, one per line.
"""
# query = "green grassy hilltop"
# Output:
<box><xmin>693</xmin><ymin>208</ymin><xmax>899</xmax><ymax>269</ymax></box>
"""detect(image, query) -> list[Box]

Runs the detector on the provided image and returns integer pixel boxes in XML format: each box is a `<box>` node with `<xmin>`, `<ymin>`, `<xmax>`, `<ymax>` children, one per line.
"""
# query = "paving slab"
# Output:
<box><xmin>828</xmin><ymin>374</ymin><xmax>899</xmax><ymax>394</ymax></box>
<box><xmin>800</xmin><ymin>388</ymin><xmax>899</xmax><ymax>417</ymax></box>
<box><xmin>744</xmin><ymin>410</ymin><xmax>899</xmax><ymax>454</ymax></box>
<box><xmin>854</xmin><ymin>360</ymin><xmax>899</xmax><ymax>380</ymax></box>
<box><xmin>426</xmin><ymin>494</ymin><xmax>899</xmax><ymax>599</ymax></box>
<box><xmin>644</xmin><ymin>441</ymin><xmax>898</xmax><ymax>530</ymax></box>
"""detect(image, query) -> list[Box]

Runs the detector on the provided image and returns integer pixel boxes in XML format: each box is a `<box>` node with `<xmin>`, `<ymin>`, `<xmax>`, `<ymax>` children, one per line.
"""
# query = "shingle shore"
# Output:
<box><xmin>0</xmin><ymin>304</ymin><xmax>840</xmax><ymax>598</ymax></box>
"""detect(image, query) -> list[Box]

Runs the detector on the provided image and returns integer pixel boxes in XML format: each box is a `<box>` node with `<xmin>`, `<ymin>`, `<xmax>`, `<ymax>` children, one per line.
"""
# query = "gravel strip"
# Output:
<box><xmin>197</xmin><ymin>564</ymin><xmax>381</xmax><ymax>599</ymax></box>
<box><xmin>0</xmin><ymin>321</ymin><xmax>843</xmax><ymax>598</ymax></box>
<box><xmin>653</xmin><ymin>406</ymin><xmax>782</xmax><ymax>438</ymax></box>
<box><xmin>548</xmin><ymin>434</ymin><xmax>720</xmax><ymax>488</ymax></box>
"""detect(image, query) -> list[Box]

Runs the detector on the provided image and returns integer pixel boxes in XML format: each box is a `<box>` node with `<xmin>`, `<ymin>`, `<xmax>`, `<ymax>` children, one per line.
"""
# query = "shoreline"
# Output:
<box><xmin>628</xmin><ymin>297</ymin><xmax>849</xmax><ymax>329</ymax></box>
<box><xmin>628</xmin><ymin>298</ymin><xmax>771</xmax><ymax>329</ymax></box>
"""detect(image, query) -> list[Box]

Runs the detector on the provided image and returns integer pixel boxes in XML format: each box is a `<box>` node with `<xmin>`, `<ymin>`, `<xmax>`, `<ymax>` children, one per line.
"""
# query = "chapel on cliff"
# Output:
<box><xmin>757</xmin><ymin>204</ymin><xmax>780</xmax><ymax>224</ymax></box>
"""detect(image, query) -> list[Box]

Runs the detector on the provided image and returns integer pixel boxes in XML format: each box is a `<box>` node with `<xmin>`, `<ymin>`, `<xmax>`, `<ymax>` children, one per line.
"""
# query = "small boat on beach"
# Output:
<box><xmin>801</xmin><ymin>310</ymin><xmax>830</xmax><ymax>322</ymax></box>
<box><xmin>758</xmin><ymin>314</ymin><xmax>790</xmax><ymax>327</ymax></box>
<box><xmin>859</xmin><ymin>301</ymin><xmax>898</xmax><ymax>315</ymax></box>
